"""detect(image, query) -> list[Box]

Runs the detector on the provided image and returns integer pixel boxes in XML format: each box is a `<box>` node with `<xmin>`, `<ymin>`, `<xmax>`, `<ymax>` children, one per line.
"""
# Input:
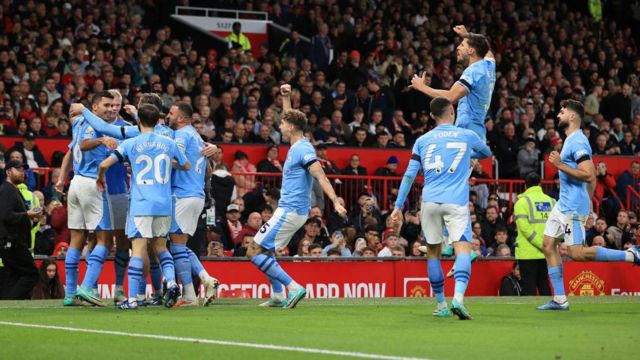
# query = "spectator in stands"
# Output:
<box><xmin>315</xmin><ymin>144</ymin><xmax>340</xmax><ymax>174</ymax></box>
<box><xmin>361</xmin><ymin>247</ymin><xmax>376</xmax><ymax>257</ymax></box>
<box><xmin>289</xmin><ymin>216</ymin><xmax>324</xmax><ymax>254</ymax></box>
<box><xmin>294</xmin><ymin>239</ymin><xmax>312</xmax><ymax>257</ymax></box>
<box><xmin>399</xmin><ymin>210</ymin><xmax>421</xmax><ymax>244</ymax></box>
<box><xmin>587</xmin><ymin>217</ymin><xmax>609</xmax><ymax>246</ymax></box>
<box><xmin>592</xmin><ymin>235</ymin><xmax>607</xmax><ymax>247</ymax></box>
<box><xmin>216</xmin><ymin>204</ymin><xmax>243</xmax><ymax>250</ymax></box>
<box><xmin>342</xmin><ymin>154</ymin><xmax>367</xmax><ymax>197</ymax></box>
<box><xmin>56</xmin><ymin>118</ymin><xmax>71</xmax><ymax>138</ymax></box>
<box><xmin>594</xmin><ymin>161</ymin><xmax>623</xmax><ymax>224</ymax></box>
<box><xmin>377</xmin><ymin>233</ymin><xmax>400</xmax><ymax>257</ymax></box>
<box><xmin>490</xmin><ymin>227</ymin><xmax>511</xmax><ymax>256</ymax></box>
<box><xmin>495</xmin><ymin>122</ymin><xmax>520</xmax><ymax>178</ymax></box>
<box><xmin>207</xmin><ymin>240</ymin><xmax>225</xmax><ymax>257</ymax></box>
<box><xmin>499</xmin><ymin>263</ymin><xmax>523</xmax><ymax>296</ymax></box>
<box><xmin>615</xmin><ymin>161</ymin><xmax>640</xmax><ymax>208</ymax></box>
<box><xmin>310</xmin><ymin>22</ymin><xmax>333</xmax><ymax>71</ymax></box>
<box><xmin>233</xmin><ymin>234</ymin><xmax>254</xmax><ymax>258</ymax></box>
<box><xmin>495</xmin><ymin>244</ymin><xmax>512</xmax><ymax>257</ymax></box>
<box><xmin>30</xmin><ymin>258</ymin><xmax>64</xmax><ymax>300</ymax></box>
<box><xmin>308</xmin><ymin>243</ymin><xmax>323</xmax><ymax>257</ymax></box>
<box><xmin>322</xmin><ymin>230</ymin><xmax>351</xmax><ymax>257</ymax></box>
<box><xmin>349</xmin><ymin>126</ymin><xmax>370</xmax><ymax>147</ymax></box>
<box><xmin>517</xmin><ymin>137</ymin><xmax>540</xmax><ymax>178</ymax></box>
<box><xmin>256</xmin><ymin>145</ymin><xmax>283</xmax><ymax>173</ymax></box>
<box><xmin>481</xmin><ymin>206</ymin><xmax>506</xmax><ymax>249</ymax></box>
<box><xmin>231</xmin><ymin>150</ymin><xmax>256</xmax><ymax>197</ymax></box>
<box><xmin>242</xmin><ymin>212</ymin><xmax>263</xmax><ymax>237</ymax></box>
<box><xmin>6</xmin><ymin>151</ymin><xmax>36</xmax><ymax>191</ymax></box>
<box><xmin>326</xmin><ymin>197</ymin><xmax>350</xmax><ymax>234</ymax></box>
<box><xmin>9</xmin><ymin>132</ymin><xmax>48</xmax><ymax>169</ymax></box>
<box><xmin>619</xmin><ymin>130</ymin><xmax>639</xmax><ymax>155</ymax></box>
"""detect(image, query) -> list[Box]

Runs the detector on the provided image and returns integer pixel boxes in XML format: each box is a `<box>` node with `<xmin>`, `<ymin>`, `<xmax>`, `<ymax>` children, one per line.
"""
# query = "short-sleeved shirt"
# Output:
<box><xmin>71</xmin><ymin>118</ymin><xmax>110</xmax><ymax>179</ymax></box>
<box><xmin>456</xmin><ymin>58</ymin><xmax>496</xmax><ymax>139</ymax></box>
<box><xmin>277</xmin><ymin>137</ymin><xmax>318</xmax><ymax>213</ymax></box>
<box><xmin>557</xmin><ymin>130</ymin><xmax>592</xmax><ymax>216</ymax></box>
<box><xmin>412</xmin><ymin>124</ymin><xmax>490</xmax><ymax>206</ymax></box>
<box><xmin>172</xmin><ymin>125</ymin><xmax>206</xmax><ymax>199</ymax></box>
<box><xmin>113</xmin><ymin>132</ymin><xmax>188</xmax><ymax>216</ymax></box>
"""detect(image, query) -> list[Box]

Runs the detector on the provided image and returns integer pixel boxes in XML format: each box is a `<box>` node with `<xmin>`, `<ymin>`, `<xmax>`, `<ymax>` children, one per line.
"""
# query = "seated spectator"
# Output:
<box><xmin>490</xmin><ymin>227</ymin><xmax>511</xmax><ymax>256</ymax></box>
<box><xmin>409</xmin><ymin>241</ymin><xmax>424</xmax><ymax>257</ymax></box>
<box><xmin>495</xmin><ymin>122</ymin><xmax>519</xmax><ymax>178</ymax></box>
<box><xmin>517</xmin><ymin>137</ymin><xmax>540</xmax><ymax>178</ymax></box>
<box><xmin>323</xmin><ymin>230</ymin><xmax>352</xmax><ymax>256</ymax></box>
<box><xmin>53</xmin><ymin>242</ymin><xmax>68</xmax><ymax>258</ymax></box>
<box><xmin>313</xmin><ymin>117</ymin><xmax>339</xmax><ymax>143</ymax></box>
<box><xmin>615</xmin><ymin>161</ymin><xmax>640</xmax><ymax>208</ymax></box>
<box><xmin>348</xmin><ymin>126</ymin><xmax>370</xmax><ymax>147</ymax></box>
<box><xmin>315</xmin><ymin>143</ymin><xmax>341</xmax><ymax>174</ymax></box>
<box><xmin>351</xmin><ymin>237</ymin><xmax>367</xmax><ymax>256</ymax></box>
<box><xmin>327</xmin><ymin>248</ymin><xmax>342</xmax><ymax>257</ymax></box>
<box><xmin>481</xmin><ymin>206</ymin><xmax>506</xmax><ymax>248</ymax></box>
<box><xmin>362</xmin><ymin>225</ymin><xmax>382</xmax><ymax>252</ymax></box>
<box><xmin>294</xmin><ymin>239</ymin><xmax>312</xmax><ymax>257</ymax></box>
<box><xmin>373</xmin><ymin>131</ymin><xmax>391</xmax><ymax>149</ymax></box>
<box><xmin>400</xmin><ymin>210</ymin><xmax>421</xmax><ymax>244</ymax></box>
<box><xmin>619</xmin><ymin>130</ymin><xmax>639</xmax><ymax>155</ymax></box>
<box><xmin>289</xmin><ymin>216</ymin><xmax>324</xmax><ymax>254</ymax></box>
<box><xmin>9</xmin><ymin>132</ymin><xmax>49</xmax><ymax>169</ymax></box>
<box><xmin>260</xmin><ymin>204</ymin><xmax>274</xmax><ymax>223</ymax></box>
<box><xmin>242</xmin><ymin>212</ymin><xmax>263</xmax><ymax>237</ymax></box>
<box><xmin>592</xmin><ymin>235</ymin><xmax>607</xmax><ymax>247</ymax></box>
<box><xmin>374</xmin><ymin>156</ymin><xmax>399</xmax><ymax>177</ymax></box>
<box><xmin>233</xmin><ymin>233</ymin><xmax>254</xmax><ymax>257</ymax></box>
<box><xmin>499</xmin><ymin>263</ymin><xmax>523</xmax><ymax>296</ymax></box>
<box><xmin>210</xmin><ymin>162</ymin><xmax>237</xmax><ymax>219</ymax></box>
<box><xmin>231</xmin><ymin>150</ymin><xmax>257</xmax><ymax>197</ymax></box>
<box><xmin>390</xmin><ymin>245</ymin><xmax>406</xmax><ymax>257</ymax></box>
<box><xmin>495</xmin><ymin>244</ymin><xmax>512</xmax><ymax>257</ymax></box>
<box><xmin>378</xmin><ymin>233</ymin><xmax>400</xmax><ymax>257</ymax></box>
<box><xmin>215</xmin><ymin>204</ymin><xmax>243</xmax><ymax>250</ymax></box>
<box><xmin>31</xmin><ymin>258</ymin><xmax>65</xmax><ymax>300</ymax></box>
<box><xmin>472</xmin><ymin>237</ymin><xmax>488</xmax><ymax>257</ymax></box>
<box><xmin>308</xmin><ymin>243</ymin><xmax>323</xmax><ymax>257</ymax></box>
<box><xmin>28</xmin><ymin>117</ymin><xmax>47</xmax><ymax>137</ymax></box>
<box><xmin>351</xmin><ymin>195</ymin><xmax>382</xmax><ymax>233</ymax></box>
<box><xmin>361</xmin><ymin>246</ymin><xmax>376</xmax><ymax>257</ymax></box>
<box><xmin>207</xmin><ymin>240</ymin><xmax>225</xmax><ymax>257</ymax></box>
<box><xmin>256</xmin><ymin>145</ymin><xmax>283</xmax><ymax>173</ymax></box>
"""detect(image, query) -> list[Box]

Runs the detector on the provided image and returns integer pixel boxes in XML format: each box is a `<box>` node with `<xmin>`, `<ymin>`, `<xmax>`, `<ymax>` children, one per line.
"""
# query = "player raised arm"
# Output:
<box><xmin>281</xmin><ymin>84</ymin><xmax>292</xmax><ymax>113</ymax></box>
<box><xmin>410</xmin><ymin>72</ymin><xmax>468</xmax><ymax>103</ymax></box>
<box><xmin>69</xmin><ymin>103</ymin><xmax>140</xmax><ymax>140</ymax></box>
<box><xmin>453</xmin><ymin>25</ymin><xmax>494</xmax><ymax>59</ymax></box>
<box><xmin>307</xmin><ymin>162</ymin><xmax>347</xmax><ymax>217</ymax></box>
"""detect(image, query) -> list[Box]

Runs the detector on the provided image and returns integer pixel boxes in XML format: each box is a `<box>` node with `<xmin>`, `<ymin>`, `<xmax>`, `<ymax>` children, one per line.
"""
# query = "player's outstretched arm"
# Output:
<box><xmin>549</xmin><ymin>151</ymin><xmax>596</xmax><ymax>184</ymax></box>
<box><xmin>55</xmin><ymin>150</ymin><xmax>72</xmax><ymax>193</ymax></box>
<box><xmin>280</xmin><ymin>84</ymin><xmax>292</xmax><ymax>113</ymax></box>
<box><xmin>410</xmin><ymin>72</ymin><xmax>468</xmax><ymax>103</ymax></box>
<box><xmin>469</xmin><ymin>133</ymin><xmax>492</xmax><ymax>159</ymax></box>
<box><xmin>308</xmin><ymin>162</ymin><xmax>347</xmax><ymax>217</ymax></box>
<box><xmin>71</xmin><ymin>104</ymin><xmax>139</xmax><ymax>140</ymax></box>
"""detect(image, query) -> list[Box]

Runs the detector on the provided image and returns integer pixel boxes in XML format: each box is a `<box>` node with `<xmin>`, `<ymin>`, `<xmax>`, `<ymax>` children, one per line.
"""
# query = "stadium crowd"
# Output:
<box><xmin>0</xmin><ymin>0</ymin><xmax>638</xmax><ymax>261</ymax></box>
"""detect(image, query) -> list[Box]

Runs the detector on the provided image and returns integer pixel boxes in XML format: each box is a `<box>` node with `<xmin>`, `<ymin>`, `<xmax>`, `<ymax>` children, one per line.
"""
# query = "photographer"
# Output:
<box><xmin>0</xmin><ymin>160</ymin><xmax>40</xmax><ymax>299</ymax></box>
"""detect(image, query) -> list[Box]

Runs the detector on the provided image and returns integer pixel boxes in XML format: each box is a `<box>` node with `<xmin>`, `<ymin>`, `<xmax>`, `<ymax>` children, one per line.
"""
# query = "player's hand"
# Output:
<box><xmin>124</xmin><ymin>105</ymin><xmax>138</xmax><ymax>117</ymax></box>
<box><xmin>54</xmin><ymin>180</ymin><xmax>65</xmax><ymax>194</ymax></box>
<box><xmin>96</xmin><ymin>177</ymin><xmax>106</xmax><ymax>192</ymax></box>
<box><xmin>280</xmin><ymin>84</ymin><xmax>291</xmax><ymax>97</ymax></box>
<box><xmin>390</xmin><ymin>208</ymin><xmax>404</xmax><ymax>231</ymax></box>
<box><xmin>100</xmin><ymin>137</ymin><xmax>118</xmax><ymax>150</ymax></box>
<box><xmin>453</xmin><ymin>25</ymin><xmax>469</xmax><ymax>37</ymax></box>
<box><xmin>549</xmin><ymin>151</ymin><xmax>562</xmax><ymax>168</ymax></box>
<box><xmin>201</xmin><ymin>143</ymin><xmax>218</xmax><ymax>158</ymax></box>
<box><xmin>69</xmin><ymin>103</ymin><xmax>85</xmax><ymax>118</ymax></box>
<box><xmin>333</xmin><ymin>201</ymin><xmax>347</xmax><ymax>219</ymax></box>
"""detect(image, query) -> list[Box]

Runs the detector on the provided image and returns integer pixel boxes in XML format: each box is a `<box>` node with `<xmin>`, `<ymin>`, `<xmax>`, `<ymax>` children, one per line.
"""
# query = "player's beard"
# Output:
<box><xmin>557</xmin><ymin>119</ymin><xmax>569</xmax><ymax>131</ymax></box>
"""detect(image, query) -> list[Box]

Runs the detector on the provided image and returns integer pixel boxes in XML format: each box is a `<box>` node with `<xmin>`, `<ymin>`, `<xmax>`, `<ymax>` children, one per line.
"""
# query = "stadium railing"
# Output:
<box><xmin>231</xmin><ymin>172</ymin><xmax>557</xmax><ymax>215</ymax></box>
<box><xmin>627</xmin><ymin>185</ymin><xmax>640</xmax><ymax>215</ymax></box>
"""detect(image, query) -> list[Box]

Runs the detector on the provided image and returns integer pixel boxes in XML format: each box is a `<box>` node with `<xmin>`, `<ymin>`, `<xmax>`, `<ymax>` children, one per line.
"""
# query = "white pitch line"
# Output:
<box><xmin>0</xmin><ymin>321</ymin><xmax>430</xmax><ymax>360</ymax></box>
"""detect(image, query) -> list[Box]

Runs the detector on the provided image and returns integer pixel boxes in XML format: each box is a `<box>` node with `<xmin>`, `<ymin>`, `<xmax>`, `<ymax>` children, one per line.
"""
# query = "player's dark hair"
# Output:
<box><xmin>525</xmin><ymin>172</ymin><xmax>541</xmax><ymax>188</ymax></box>
<box><xmin>465</xmin><ymin>33</ymin><xmax>490</xmax><ymax>58</ymax></box>
<box><xmin>282</xmin><ymin>109</ymin><xmax>307</xmax><ymax>132</ymax></box>
<box><xmin>138</xmin><ymin>104</ymin><xmax>160</xmax><ymax>127</ymax></box>
<box><xmin>91</xmin><ymin>91</ymin><xmax>114</xmax><ymax>106</ymax></box>
<box><xmin>138</xmin><ymin>93</ymin><xmax>163</xmax><ymax>112</ymax></box>
<box><xmin>429</xmin><ymin>97</ymin><xmax>452</xmax><ymax>119</ymax></box>
<box><xmin>174</xmin><ymin>101</ymin><xmax>193</xmax><ymax>119</ymax></box>
<box><xmin>560</xmin><ymin>99</ymin><xmax>584</xmax><ymax>120</ymax></box>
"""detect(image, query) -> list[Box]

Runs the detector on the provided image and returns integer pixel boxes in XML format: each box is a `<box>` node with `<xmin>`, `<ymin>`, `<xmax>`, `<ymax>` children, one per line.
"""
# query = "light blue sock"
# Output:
<box><xmin>170</xmin><ymin>243</ymin><xmax>192</xmax><ymax>286</ymax></box>
<box><xmin>427</xmin><ymin>258</ymin><xmax>445</xmax><ymax>303</ymax></box>
<box><xmin>81</xmin><ymin>244</ymin><xmax>108</xmax><ymax>289</ymax></box>
<box><xmin>251</xmin><ymin>253</ymin><xmax>292</xmax><ymax>287</ymax></box>
<box><xmin>138</xmin><ymin>275</ymin><xmax>147</xmax><ymax>297</ymax></box>
<box><xmin>128</xmin><ymin>257</ymin><xmax>144</xmax><ymax>299</ymax></box>
<box><xmin>158</xmin><ymin>251</ymin><xmax>176</xmax><ymax>284</ymax></box>
<box><xmin>114</xmin><ymin>249</ymin><xmax>130</xmax><ymax>287</ymax></box>
<box><xmin>595</xmin><ymin>246</ymin><xmax>627</xmax><ymax>261</ymax></box>
<box><xmin>64</xmin><ymin>247</ymin><xmax>81</xmax><ymax>297</ymax></box>
<box><xmin>453</xmin><ymin>253</ymin><xmax>471</xmax><ymax>301</ymax></box>
<box><xmin>548</xmin><ymin>265</ymin><xmax>565</xmax><ymax>296</ymax></box>
<box><xmin>150</xmin><ymin>259</ymin><xmax>163</xmax><ymax>293</ymax></box>
<box><xmin>186</xmin><ymin>248</ymin><xmax>205</xmax><ymax>277</ymax></box>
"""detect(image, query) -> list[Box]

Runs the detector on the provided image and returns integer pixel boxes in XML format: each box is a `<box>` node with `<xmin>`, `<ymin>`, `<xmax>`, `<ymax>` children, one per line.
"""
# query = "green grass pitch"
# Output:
<box><xmin>0</xmin><ymin>297</ymin><xmax>638</xmax><ymax>360</ymax></box>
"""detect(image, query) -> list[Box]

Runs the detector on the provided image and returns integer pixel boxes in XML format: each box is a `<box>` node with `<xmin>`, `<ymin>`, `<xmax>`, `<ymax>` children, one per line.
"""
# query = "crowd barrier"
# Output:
<box><xmin>43</xmin><ymin>258</ymin><xmax>640</xmax><ymax>299</ymax></box>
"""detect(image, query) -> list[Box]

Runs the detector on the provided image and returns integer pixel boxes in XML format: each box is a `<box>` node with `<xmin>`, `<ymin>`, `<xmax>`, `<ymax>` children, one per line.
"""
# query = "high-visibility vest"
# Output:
<box><xmin>16</xmin><ymin>183</ymin><xmax>39</xmax><ymax>252</ymax></box>
<box><xmin>589</xmin><ymin>0</ymin><xmax>602</xmax><ymax>22</ymax></box>
<box><xmin>514</xmin><ymin>186</ymin><xmax>555</xmax><ymax>260</ymax></box>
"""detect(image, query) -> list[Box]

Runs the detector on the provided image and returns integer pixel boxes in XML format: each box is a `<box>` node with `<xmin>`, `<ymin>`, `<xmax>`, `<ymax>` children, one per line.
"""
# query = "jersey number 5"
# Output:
<box><xmin>424</xmin><ymin>142</ymin><xmax>467</xmax><ymax>174</ymax></box>
<box><xmin>135</xmin><ymin>154</ymin><xmax>171</xmax><ymax>185</ymax></box>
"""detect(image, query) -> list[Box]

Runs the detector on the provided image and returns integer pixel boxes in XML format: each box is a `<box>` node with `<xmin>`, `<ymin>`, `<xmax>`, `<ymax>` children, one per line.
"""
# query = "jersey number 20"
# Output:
<box><xmin>423</xmin><ymin>142</ymin><xmax>467</xmax><ymax>174</ymax></box>
<box><xmin>135</xmin><ymin>154</ymin><xmax>171</xmax><ymax>185</ymax></box>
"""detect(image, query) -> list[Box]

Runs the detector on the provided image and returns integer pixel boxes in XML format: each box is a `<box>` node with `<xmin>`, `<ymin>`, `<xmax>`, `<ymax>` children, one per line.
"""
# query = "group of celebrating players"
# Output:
<box><xmin>58</xmin><ymin>25</ymin><xmax>640</xmax><ymax>316</ymax></box>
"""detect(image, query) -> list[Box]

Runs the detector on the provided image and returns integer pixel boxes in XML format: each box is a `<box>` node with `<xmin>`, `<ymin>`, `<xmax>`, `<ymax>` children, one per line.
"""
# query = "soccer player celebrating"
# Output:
<box><xmin>58</xmin><ymin>92</ymin><xmax>119</xmax><ymax>306</ymax></box>
<box><xmin>96</xmin><ymin>104</ymin><xmax>191</xmax><ymax>310</ymax></box>
<box><xmin>166</xmin><ymin>101</ymin><xmax>220</xmax><ymax>307</ymax></box>
<box><xmin>247</xmin><ymin>84</ymin><xmax>346</xmax><ymax>308</ymax></box>
<box><xmin>537</xmin><ymin>100</ymin><xmax>640</xmax><ymax>311</ymax></box>
<box><xmin>390</xmin><ymin>97</ymin><xmax>492</xmax><ymax>320</ymax></box>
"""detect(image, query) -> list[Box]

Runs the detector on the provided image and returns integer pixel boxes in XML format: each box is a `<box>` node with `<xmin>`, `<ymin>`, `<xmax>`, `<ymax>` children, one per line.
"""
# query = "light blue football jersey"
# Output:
<box><xmin>557</xmin><ymin>130</ymin><xmax>592</xmax><ymax>216</ymax></box>
<box><xmin>172</xmin><ymin>125</ymin><xmax>205</xmax><ymax>199</ymax></box>
<box><xmin>456</xmin><ymin>58</ymin><xmax>496</xmax><ymax>139</ymax></box>
<box><xmin>113</xmin><ymin>132</ymin><xmax>188</xmax><ymax>216</ymax></box>
<box><xmin>104</xmin><ymin>117</ymin><xmax>130</xmax><ymax>195</ymax></box>
<box><xmin>413</xmin><ymin>124</ymin><xmax>491</xmax><ymax>206</ymax></box>
<box><xmin>71</xmin><ymin>119</ymin><xmax>111</xmax><ymax>179</ymax></box>
<box><xmin>277</xmin><ymin>138</ymin><xmax>318</xmax><ymax>213</ymax></box>
<box><xmin>81</xmin><ymin>108</ymin><xmax>172</xmax><ymax>139</ymax></box>
<box><xmin>69</xmin><ymin>117</ymin><xmax>86</xmax><ymax>175</ymax></box>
